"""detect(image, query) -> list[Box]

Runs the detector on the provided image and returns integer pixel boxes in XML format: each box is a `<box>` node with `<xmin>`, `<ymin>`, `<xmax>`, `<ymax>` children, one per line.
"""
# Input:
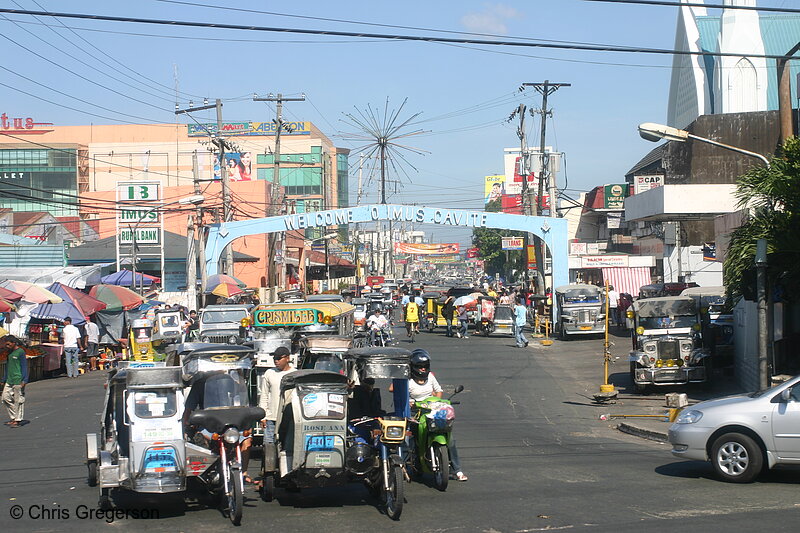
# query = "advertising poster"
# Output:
<box><xmin>485</xmin><ymin>175</ymin><xmax>506</xmax><ymax>204</ymax></box>
<box><xmin>213</xmin><ymin>152</ymin><xmax>253</xmax><ymax>181</ymax></box>
<box><xmin>394</xmin><ymin>242</ymin><xmax>460</xmax><ymax>255</ymax></box>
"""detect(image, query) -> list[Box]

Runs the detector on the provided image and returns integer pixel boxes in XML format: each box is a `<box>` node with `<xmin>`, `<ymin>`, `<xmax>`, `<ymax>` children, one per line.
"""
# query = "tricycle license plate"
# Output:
<box><xmin>143</xmin><ymin>448</ymin><xmax>178</xmax><ymax>472</ymax></box>
<box><xmin>305</xmin><ymin>435</ymin><xmax>337</xmax><ymax>451</ymax></box>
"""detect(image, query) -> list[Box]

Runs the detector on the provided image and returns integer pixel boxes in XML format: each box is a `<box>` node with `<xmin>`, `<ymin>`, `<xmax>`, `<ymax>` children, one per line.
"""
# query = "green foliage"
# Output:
<box><xmin>724</xmin><ymin>137</ymin><xmax>800</xmax><ymax>302</ymax></box>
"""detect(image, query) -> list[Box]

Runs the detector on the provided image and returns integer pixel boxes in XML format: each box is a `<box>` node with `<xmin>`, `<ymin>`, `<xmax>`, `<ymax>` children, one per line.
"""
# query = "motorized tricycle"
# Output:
<box><xmin>474</xmin><ymin>295</ymin><xmax>497</xmax><ymax>337</ymax></box>
<box><xmin>181</xmin><ymin>344</ymin><xmax>264</xmax><ymax>525</ymax></box>
<box><xmin>260</xmin><ymin>369</ymin><xmax>350</xmax><ymax>500</ymax></box>
<box><xmin>346</xmin><ymin>347</ymin><xmax>412</xmax><ymax>520</ymax></box>
<box><xmin>86</xmin><ymin>362</ymin><xmax>195</xmax><ymax>510</ymax></box>
<box><xmin>555</xmin><ymin>284</ymin><xmax>606</xmax><ymax>339</ymax></box>
<box><xmin>628</xmin><ymin>296</ymin><xmax>710</xmax><ymax>393</ymax></box>
<box><xmin>407</xmin><ymin>385</ymin><xmax>464</xmax><ymax>491</ymax></box>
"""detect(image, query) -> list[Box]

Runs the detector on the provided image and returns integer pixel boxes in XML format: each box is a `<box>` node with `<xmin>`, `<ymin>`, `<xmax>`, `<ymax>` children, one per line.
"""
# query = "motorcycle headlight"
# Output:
<box><xmin>674</xmin><ymin>410</ymin><xmax>703</xmax><ymax>424</ymax></box>
<box><xmin>223</xmin><ymin>428</ymin><xmax>240</xmax><ymax>444</ymax></box>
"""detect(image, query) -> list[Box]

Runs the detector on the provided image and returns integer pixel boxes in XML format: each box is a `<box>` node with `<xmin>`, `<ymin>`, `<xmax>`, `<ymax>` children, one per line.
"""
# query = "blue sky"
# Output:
<box><xmin>0</xmin><ymin>0</ymin><xmax>702</xmax><ymax>245</ymax></box>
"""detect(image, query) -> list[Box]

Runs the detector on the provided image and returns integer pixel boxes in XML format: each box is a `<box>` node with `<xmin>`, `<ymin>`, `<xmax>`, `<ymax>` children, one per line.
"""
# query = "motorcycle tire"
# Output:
<box><xmin>259</xmin><ymin>473</ymin><xmax>275</xmax><ymax>502</ymax></box>
<box><xmin>228</xmin><ymin>466</ymin><xmax>244</xmax><ymax>526</ymax></box>
<box><xmin>384</xmin><ymin>464</ymin><xmax>404</xmax><ymax>520</ymax></box>
<box><xmin>432</xmin><ymin>444</ymin><xmax>449</xmax><ymax>492</ymax></box>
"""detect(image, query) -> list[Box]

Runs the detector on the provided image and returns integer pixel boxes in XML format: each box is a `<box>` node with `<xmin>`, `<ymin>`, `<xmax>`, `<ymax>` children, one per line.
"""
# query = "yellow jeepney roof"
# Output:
<box><xmin>253</xmin><ymin>301</ymin><xmax>355</xmax><ymax>316</ymax></box>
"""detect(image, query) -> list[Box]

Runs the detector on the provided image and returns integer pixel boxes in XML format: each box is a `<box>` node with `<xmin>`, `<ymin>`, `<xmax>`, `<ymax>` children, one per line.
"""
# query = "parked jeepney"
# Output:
<box><xmin>555</xmin><ymin>284</ymin><xmax>606</xmax><ymax>339</ymax></box>
<box><xmin>629</xmin><ymin>296</ymin><xmax>710</xmax><ymax>393</ymax></box>
<box><xmin>86</xmin><ymin>362</ymin><xmax>200</xmax><ymax>510</ymax></box>
<box><xmin>681</xmin><ymin>286</ymin><xmax>734</xmax><ymax>367</ymax></box>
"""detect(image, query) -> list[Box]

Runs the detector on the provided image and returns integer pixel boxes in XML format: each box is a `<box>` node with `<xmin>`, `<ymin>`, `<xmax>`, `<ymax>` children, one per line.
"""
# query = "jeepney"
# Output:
<box><xmin>555</xmin><ymin>284</ymin><xmax>606</xmax><ymax>339</ymax></box>
<box><xmin>629</xmin><ymin>296</ymin><xmax>710</xmax><ymax>393</ymax></box>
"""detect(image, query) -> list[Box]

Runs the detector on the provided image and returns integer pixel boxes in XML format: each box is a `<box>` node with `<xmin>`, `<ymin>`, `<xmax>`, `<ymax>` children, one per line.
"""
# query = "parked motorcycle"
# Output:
<box><xmin>407</xmin><ymin>385</ymin><xmax>464</xmax><ymax>491</ymax></box>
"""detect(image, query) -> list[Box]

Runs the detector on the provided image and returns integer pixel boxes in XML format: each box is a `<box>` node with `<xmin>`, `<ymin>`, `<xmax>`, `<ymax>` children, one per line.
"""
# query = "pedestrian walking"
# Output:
<box><xmin>442</xmin><ymin>295</ymin><xmax>455</xmax><ymax>337</ymax></box>
<box><xmin>84</xmin><ymin>316</ymin><xmax>100</xmax><ymax>371</ymax></box>
<box><xmin>513</xmin><ymin>299</ymin><xmax>529</xmax><ymax>348</ymax></box>
<box><xmin>457</xmin><ymin>305</ymin><xmax>469</xmax><ymax>339</ymax></box>
<box><xmin>2</xmin><ymin>335</ymin><xmax>28</xmax><ymax>427</ymax></box>
<box><xmin>61</xmin><ymin>317</ymin><xmax>82</xmax><ymax>378</ymax></box>
<box><xmin>607</xmin><ymin>285</ymin><xmax>620</xmax><ymax>326</ymax></box>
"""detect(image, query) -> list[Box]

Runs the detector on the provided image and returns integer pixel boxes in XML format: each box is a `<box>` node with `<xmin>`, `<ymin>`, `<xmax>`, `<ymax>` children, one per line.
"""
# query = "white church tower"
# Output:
<box><xmin>713</xmin><ymin>0</ymin><xmax>768</xmax><ymax>114</ymax></box>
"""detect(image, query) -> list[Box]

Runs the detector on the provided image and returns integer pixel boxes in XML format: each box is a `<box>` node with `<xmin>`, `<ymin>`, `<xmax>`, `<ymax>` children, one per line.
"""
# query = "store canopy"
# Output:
<box><xmin>101</xmin><ymin>269</ymin><xmax>161</xmax><ymax>287</ymax></box>
<box><xmin>29</xmin><ymin>282</ymin><xmax>107</xmax><ymax>325</ymax></box>
<box><xmin>89</xmin><ymin>284</ymin><xmax>145</xmax><ymax>312</ymax></box>
<box><xmin>0</xmin><ymin>280</ymin><xmax>63</xmax><ymax>304</ymax></box>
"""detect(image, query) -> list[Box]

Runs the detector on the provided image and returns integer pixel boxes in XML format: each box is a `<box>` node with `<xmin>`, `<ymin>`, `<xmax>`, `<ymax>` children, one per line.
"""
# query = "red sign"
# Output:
<box><xmin>0</xmin><ymin>114</ymin><xmax>54</xmax><ymax>135</ymax></box>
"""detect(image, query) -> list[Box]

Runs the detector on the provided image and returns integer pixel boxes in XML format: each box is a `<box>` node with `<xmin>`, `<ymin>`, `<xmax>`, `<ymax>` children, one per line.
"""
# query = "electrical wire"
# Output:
<box><xmin>0</xmin><ymin>8</ymin><xmax>790</xmax><ymax>59</ymax></box>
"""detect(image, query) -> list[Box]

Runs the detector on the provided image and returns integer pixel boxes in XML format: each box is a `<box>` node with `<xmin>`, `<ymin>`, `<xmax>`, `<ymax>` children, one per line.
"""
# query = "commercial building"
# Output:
<box><xmin>0</xmin><ymin>119</ymin><xmax>350</xmax><ymax>289</ymax></box>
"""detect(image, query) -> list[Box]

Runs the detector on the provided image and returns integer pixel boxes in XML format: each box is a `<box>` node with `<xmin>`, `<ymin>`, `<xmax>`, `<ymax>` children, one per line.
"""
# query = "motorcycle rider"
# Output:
<box><xmin>366</xmin><ymin>308</ymin><xmax>390</xmax><ymax>346</ymax></box>
<box><xmin>407</xmin><ymin>349</ymin><xmax>467</xmax><ymax>482</ymax></box>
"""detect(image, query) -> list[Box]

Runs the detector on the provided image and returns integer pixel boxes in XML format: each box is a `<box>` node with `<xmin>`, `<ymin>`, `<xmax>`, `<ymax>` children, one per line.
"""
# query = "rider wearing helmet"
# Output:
<box><xmin>406</xmin><ymin>349</ymin><xmax>467</xmax><ymax>482</ymax></box>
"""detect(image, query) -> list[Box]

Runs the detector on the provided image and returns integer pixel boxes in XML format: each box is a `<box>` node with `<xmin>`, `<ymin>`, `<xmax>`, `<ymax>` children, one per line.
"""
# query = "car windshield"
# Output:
<box><xmin>639</xmin><ymin>315</ymin><xmax>697</xmax><ymax>329</ymax></box>
<box><xmin>202</xmin><ymin>310</ymin><xmax>247</xmax><ymax>324</ymax></box>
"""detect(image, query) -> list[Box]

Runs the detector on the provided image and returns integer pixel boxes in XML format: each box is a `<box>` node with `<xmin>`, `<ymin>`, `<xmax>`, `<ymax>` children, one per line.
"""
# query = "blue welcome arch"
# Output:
<box><xmin>204</xmin><ymin>203</ymin><xmax>568</xmax><ymax>307</ymax></box>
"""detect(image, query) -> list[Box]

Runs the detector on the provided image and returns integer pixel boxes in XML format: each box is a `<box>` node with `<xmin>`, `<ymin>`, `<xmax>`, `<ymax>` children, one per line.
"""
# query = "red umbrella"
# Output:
<box><xmin>0</xmin><ymin>287</ymin><xmax>23</xmax><ymax>302</ymax></box>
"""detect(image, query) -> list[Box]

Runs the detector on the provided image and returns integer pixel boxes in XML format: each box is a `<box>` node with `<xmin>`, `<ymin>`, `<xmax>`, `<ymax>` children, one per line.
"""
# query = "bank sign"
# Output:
<box><xmin>187</xmin><ymin>121</ymin><xmax>311</xmax><ymax>137</ymax></box>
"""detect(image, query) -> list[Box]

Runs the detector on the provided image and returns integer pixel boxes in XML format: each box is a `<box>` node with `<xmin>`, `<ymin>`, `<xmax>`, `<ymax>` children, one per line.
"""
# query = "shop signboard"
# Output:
<box><xmin>580</xmin><ymin>255</ymin><xmax>629</xmax><ymax>268</ymax></box>
<box><xmin>633</xmin><ymin>174</ymin><xmax>664</xmax><ymax>195</ymax></box>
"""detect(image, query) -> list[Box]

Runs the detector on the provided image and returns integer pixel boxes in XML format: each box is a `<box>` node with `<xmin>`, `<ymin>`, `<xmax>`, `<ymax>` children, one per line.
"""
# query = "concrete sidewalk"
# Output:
<box><xmin>525</xmin><ymin>325</ymin><xmax>744</xmax><ymax>443</ymax></box>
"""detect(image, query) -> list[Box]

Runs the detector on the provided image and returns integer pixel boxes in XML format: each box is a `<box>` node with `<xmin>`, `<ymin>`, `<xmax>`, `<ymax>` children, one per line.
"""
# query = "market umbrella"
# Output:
<box><xmin>206</xmin><ymin>273</ymin><xmax>247</xmax><ymax>290</ymax></box>
<box><xmin>30</xmin><ymin>283</ymin><xmax>106</xmax><ymax>326</ymax></box>
<box><xmin>100</xmin><ymin>269</ymin><xmax>161</xmax><ymax>287</ymax></box>
<box><xmin>0</xmin><ymin>280</ymin><xmax>63</xmax><ymax>304</ymax></box>
<box><xmin>88</xmin><ymin>284</ymin><xmax>145</xmax><ymax>312</ymax></box>
<box><xmin>0</xmin><ymin>297</ymin><xmax>16</xmax><ymax>313</ymax></box>
<box><xmin>0</xmin><ymin>286</ymin><xmax>23</xmax><ymax>302</ymax></box>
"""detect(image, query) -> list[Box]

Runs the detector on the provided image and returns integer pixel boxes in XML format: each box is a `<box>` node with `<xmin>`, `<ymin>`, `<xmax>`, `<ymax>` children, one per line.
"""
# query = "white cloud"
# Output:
<box><xmin>460</xmin><ymin>4</ymin><xmax>523</xmax><ymax>35</ymax></box>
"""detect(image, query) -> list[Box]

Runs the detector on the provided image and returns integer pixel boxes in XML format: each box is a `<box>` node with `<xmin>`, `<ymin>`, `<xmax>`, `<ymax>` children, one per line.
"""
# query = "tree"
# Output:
<box><xmin>723</xmin><ymin>137</ymin><xmax>800</xmax><ymax>301</ymax></box>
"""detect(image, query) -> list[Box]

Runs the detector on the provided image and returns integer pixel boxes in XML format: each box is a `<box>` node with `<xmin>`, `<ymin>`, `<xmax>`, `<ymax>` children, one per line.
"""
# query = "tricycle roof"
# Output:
<box><xmin>279</xmin><ymin>369</ymin><xmax>349</xmax><ymax>391</ymax></box>
<box><xmin>633</xmin><ymin>296</ymin><xmax>697</xmax><ymax>317</ymax></box>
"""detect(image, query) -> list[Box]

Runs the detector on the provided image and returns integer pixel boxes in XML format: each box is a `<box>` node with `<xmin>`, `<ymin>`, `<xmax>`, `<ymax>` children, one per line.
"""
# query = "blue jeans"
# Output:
<box><xmin>513</xmin><ymin>323</ymin><xmax>528</xmax><ymax>347</ymax></box>
<box><xmin>64</xmin><ymin>347</ymin><xmax>80</xmax><ymax>377</ymax></box>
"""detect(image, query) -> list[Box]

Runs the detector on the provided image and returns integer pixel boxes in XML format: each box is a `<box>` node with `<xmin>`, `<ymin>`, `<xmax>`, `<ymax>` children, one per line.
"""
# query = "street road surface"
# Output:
<box><xmin>2</xmin><ymin>327</ymin><xmax>799</xmax><ymax>532</ymax></box>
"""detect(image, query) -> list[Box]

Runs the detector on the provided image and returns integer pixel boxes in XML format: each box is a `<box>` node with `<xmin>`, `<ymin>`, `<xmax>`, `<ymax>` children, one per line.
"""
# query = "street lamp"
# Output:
<box><xmin>638</xmin><ymin>122</ymin><xmax>770</xmax><ymax>166</ymax></box>
<box><xmin>130</xmin><ymin>194</ymin><xmax>205</xmax><ymax>294</ymax></box>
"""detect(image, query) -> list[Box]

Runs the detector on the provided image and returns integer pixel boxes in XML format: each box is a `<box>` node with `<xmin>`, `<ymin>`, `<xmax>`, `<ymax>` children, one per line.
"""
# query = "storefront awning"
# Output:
<box><xmin>601</xmin><ymin>267</ymin><xmax>652</xmax><ymax>297</ymax></box>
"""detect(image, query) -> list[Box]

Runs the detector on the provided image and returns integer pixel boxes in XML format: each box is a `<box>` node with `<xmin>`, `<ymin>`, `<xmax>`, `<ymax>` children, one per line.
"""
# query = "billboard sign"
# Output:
<box><xmin>501</xmin><ymin>237</ymin><xmax>524</xmax><ymax>250</ymax></box>
<box><xmin>484</xmin><ymin>175</ymin><xmax>506</xmax><ymax>204</ymax></box>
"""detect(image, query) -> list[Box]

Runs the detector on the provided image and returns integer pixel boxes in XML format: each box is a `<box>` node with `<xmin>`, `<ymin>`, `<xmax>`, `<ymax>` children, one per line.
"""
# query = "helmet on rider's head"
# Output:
<box><xmin>410</xmin><ymin>348</ymin><xmax>431</xmax><ymax>379</ymax></box>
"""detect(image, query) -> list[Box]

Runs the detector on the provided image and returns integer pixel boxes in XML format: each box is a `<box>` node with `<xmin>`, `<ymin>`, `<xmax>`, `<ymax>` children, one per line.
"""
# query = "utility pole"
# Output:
<box><xmin>523</xmin><ymin>80</ymin><xmax>570</xmax><ymax>293</ymax></box>
<box><xmin>175</xmin><ymin>98</ymin><xmax>233</xmax><ymax>275</ymax></box>
<box><xmin>253</xmin><ymin>92</ymin><xmax>305</xmax><ymax>296</ymax></box>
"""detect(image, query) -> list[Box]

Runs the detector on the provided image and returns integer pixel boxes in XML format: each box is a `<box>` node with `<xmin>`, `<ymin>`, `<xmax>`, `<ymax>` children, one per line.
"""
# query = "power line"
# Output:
<box><xmin>0</xmin><ymin>7</ymin><xmax>792</xmax><ymax>59</ymax></box>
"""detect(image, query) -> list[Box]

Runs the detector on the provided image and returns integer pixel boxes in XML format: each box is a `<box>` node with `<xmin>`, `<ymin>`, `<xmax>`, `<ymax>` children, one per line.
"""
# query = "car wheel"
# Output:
<box><xmin>710</xmin><ymin>432</ymin><xmax>763</xmax><ymax>483</ymax></box>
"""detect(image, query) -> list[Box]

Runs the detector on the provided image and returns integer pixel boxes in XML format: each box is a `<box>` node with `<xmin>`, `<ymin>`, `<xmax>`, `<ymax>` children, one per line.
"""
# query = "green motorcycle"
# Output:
<box><xmin>407</xmin><ymin>385</ymin><xmax>464</xmax><ymax>491</ymax></box>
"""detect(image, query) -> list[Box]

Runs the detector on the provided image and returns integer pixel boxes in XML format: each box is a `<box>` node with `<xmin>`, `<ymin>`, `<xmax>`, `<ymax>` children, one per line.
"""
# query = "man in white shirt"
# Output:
<box><xmin>258</xmin><ymin>347</ymin><xmax>296</xmax><ymax>445</ymax></box>
<box><xmin>61</xmin><ymin>317</ymin><xmax>82</xmax><ymax>378</ymax></box>
<box><xmin>366</xmin><ymin>309</ymin><xmax>389</xmax><ymax>346</ymax></box>
<box><xmin>84</xmin><ymin>317</ymin><xmax>100</xmax><ymax>371</ymax></box>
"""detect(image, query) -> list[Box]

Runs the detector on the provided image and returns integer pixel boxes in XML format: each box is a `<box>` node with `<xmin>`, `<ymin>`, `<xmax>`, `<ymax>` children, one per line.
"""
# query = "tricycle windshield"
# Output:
<box><xmin>639</xmin><ymin>315</ymin><xmax>697</xmax><ymax>329</ymax></box>
<box><xmin>202</xmin><ymin>310</ymin><xmax>248</xmax><ymax>324</ymax></box>
<box><xmin>133</xmin><ymin>389</ymin><xmax>178</xmax><ymax>418</ymax></box>
<box><xmin>202</xmin><ymin>372</ymin><xmax>248</xmax><ymax>408</ymax></box>
<box><xmin>299</xmin><ymin>389</ymin><xmax>346</xmax><ymax>419</ymax></box>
